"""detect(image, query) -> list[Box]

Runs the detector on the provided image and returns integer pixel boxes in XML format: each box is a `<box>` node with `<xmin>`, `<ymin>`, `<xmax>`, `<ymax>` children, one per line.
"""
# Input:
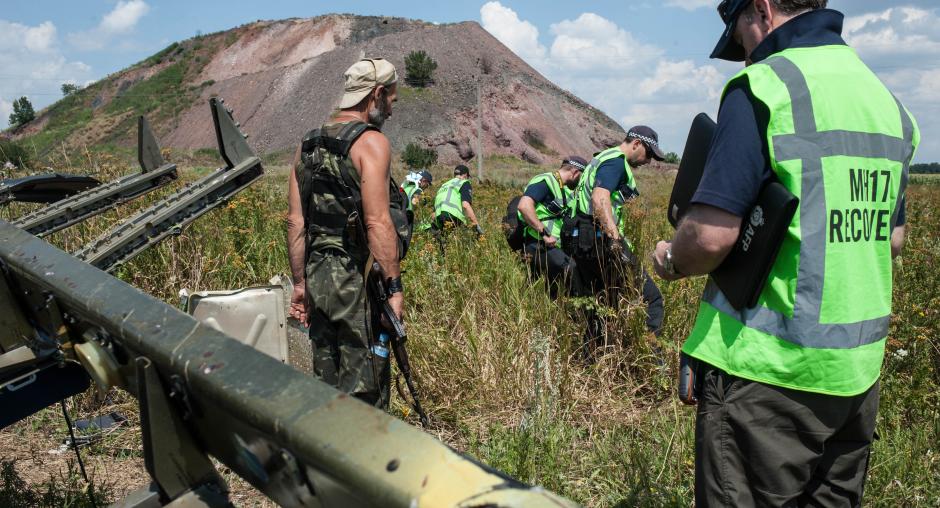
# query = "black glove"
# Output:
<box><xmin>474</xmin><ymin>224</ymin><xmax>484</xmax><ymax>237</ymax></box>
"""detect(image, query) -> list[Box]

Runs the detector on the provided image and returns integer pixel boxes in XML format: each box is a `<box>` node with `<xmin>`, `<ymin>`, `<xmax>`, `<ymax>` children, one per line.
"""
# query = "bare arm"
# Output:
<box><xmin>517</xmin><ymin>196</ymin><xmax>542</xmax><ymax>232</ymax></box>
<box><xmin>287</xmin><ymin>146</ymin><xmax>306</xmax><ymax>284</ymax></box>
<box><xmin>591</xmin><ymin>187</ymin><xmax>620</xmax><ymax>240</ymax></box>
<box><xmin>286</xmin><ymin>146</ymin><xmax>308</xmax><ymax>323</ymax></box>
<box><xmin>351</xmin><ymin>131</ymin><xmax>400</xmax><ymax>280</ymax></box>
<box><xmin>891</xmin><ymin>225</ymin><xmax>905</xmax><ymax>258</ymax></box>
<box><xmin>653</xmin><ymin>204</ymin><xmax>741</xmax><ymax>280</ymax></box>
<box><xmin>463</xmin><ymin>201</ymin><xmax>480</xmax><ymax>227</ymax></box>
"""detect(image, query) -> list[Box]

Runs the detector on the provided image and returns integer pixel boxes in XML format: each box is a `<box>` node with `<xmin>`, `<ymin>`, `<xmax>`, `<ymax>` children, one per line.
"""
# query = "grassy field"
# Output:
<box><xmin>1</xmin><ymin>152</ymin><xmax>938</xmax><ymax>507</ymax></box>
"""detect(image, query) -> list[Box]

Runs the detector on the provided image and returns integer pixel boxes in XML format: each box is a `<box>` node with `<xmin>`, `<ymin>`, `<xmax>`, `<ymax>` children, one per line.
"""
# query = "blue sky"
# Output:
<box><xmin>2</xmin><ymin>1</ymin><xmax>937</xmax><ymax>162</ymax></box>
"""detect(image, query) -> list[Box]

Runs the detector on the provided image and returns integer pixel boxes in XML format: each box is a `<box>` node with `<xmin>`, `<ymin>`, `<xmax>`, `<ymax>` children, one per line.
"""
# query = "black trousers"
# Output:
<box><xmin>694</xmin><ymin>362</ymin><xmax>879</xmax><ymax>507</ymax></box>
<box><xmin>434</xmin><ymin>211</ymin><xmax>463</xmax><ymax>229</ymax></box>
<box><xmin>573</xmin><ymin>252</ymin><xmax>664</xmax><ymax>336</ymax></box>
<box><xmin>523</xmin><ymin>241</ymin><xmax>579</xmax><ymax>298</ymax></box>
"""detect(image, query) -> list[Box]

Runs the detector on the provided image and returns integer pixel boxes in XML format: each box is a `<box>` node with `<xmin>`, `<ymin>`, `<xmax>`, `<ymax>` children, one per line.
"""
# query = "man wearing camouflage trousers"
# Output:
<box><xmin>286</xmin><ymin>58</ymin><xmax>409</xmax><ymax>408</ymax></box>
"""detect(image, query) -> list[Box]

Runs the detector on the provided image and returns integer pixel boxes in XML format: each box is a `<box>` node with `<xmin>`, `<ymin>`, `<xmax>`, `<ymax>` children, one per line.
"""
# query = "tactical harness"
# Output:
<box><xmin>297</xmin><ymin>120</ymin><xmax>413</xmax><ymax>260</ymax></box>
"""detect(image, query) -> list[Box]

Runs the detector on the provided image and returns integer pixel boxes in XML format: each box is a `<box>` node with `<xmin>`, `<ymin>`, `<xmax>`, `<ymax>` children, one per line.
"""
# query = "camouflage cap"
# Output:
<box><xmin>340</xmin><ymin>58</ymin><xmax>398</xmax><ymax>109</ymax></box>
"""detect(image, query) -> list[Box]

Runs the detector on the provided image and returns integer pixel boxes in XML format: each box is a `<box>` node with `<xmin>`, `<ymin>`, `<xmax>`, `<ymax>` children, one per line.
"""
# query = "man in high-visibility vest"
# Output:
<box><xmin>433</xmin><ymin>165</ymin><xmax>482</xmax><ymax>235</ymax></box>
<box><xmin>651</xmin><ymin>1</ymin><xmax>918</xmax><ymax>505</ymax></box>
<box><xmin>568</xmin><ymin>126</ymin><xmax>666</xmax><ymax>347</ymax></box>
<box><xmin>517</xmin><ymin>156</ymin><xmax>586</xmax><ymax>296</ymax></box>
<box><xmin>401</xmin><ymin>170</ymin><xmax>432</xmax><ymax>212</ymax></box>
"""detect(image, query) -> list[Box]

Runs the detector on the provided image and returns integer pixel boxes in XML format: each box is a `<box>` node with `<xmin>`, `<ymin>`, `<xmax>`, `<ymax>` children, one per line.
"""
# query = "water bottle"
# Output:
<box><xmin>372</xmin><ymin>332</ymin><xmax>390</xmax><ymax>359</ymax></box>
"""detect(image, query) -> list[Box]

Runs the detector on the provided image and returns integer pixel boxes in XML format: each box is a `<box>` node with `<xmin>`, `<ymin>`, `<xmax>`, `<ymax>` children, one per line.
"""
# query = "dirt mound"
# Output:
<box><xmin>20</xmin><ymin>14</ymin><xmax>626</xmax><ymax>165</ymax></box>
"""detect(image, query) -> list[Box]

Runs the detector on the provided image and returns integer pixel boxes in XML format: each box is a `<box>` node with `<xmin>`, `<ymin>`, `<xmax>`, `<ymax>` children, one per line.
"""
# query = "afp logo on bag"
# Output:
<box><xmin>741</xmin><ymin>206</ymin><xmax>765</xmax><ymax>252</ymax></box>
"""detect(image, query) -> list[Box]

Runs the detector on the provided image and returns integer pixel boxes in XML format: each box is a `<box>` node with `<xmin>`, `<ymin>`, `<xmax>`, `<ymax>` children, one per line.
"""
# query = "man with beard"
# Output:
<box><xmin>286</xmin><ymin>58</ymin><xmax>411</xmax><ymax>408</ymax></box>
<box><xmin>517</xmin><ymin>156</ymin><xmax>586</xmax><ymax>297</ymax></box>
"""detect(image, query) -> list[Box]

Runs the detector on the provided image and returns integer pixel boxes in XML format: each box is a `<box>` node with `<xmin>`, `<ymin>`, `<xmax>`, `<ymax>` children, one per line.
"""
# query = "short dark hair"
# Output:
<box><xmin>771</xmin><ymin>0</ymin><xmax>827</xmax><ymax>15</ymax></box>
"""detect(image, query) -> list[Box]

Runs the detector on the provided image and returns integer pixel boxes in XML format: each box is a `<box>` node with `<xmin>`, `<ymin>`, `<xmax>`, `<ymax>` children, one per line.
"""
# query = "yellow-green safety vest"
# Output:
<box><xmin>518</xmin><ymin>172</ymin><xmax>570</xmax><ymax>244</ymax></box>
<box><xmin>402</xmin><ymin>180</ymin><xmax>421</xmax><ymax>212</ymax></box>
<box><xmin>571</xmin><ymin>147</ymin><xmax>639</xmax><ymax>232</ymax></box>
<box><xmin>683</xmin><ymin>44</ymin><xmax>919</xmax><ymax>396</ymax></box>
<box><xmin>434</xmin><ymin>178</ymin><xmax>469</xmax><ymax>224</ymax></box>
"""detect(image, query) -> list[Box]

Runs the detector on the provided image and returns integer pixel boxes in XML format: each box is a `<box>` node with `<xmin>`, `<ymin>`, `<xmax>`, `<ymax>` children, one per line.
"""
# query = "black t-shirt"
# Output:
<box><xmin>460</xmin><ymin>182</ymin><xmax>472</xmax><ymax>205</ymax></box>
<box><xmin>595</xmin><ymin>159</ymin><xmax>624</xmax><ymax>192</ymax></box>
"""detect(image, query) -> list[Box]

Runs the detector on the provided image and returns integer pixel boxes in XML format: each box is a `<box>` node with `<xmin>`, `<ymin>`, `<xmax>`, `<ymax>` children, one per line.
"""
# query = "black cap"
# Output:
<box><xmin>419</xmin><ymin>170</ymin><xmax>433</xmax><ymax>184</ymax></box>
<box><xmin>710</xmin><ymin>0</ymin><xmax>752</xmax><ymax>62</ymax></box>
<box><xmin>454</xmin><ymin>165</ymin><xmax>470</xmax><ymax>176</ymax></box>
<box><xmin>626</xmin><ymin>126</ymin><xmax>665</xmax><ymax>161</ymax></box>
<box><xmin>562</xmin><ymin>156</ymin><xmax>588</xmax><ymax>170</ymax></box>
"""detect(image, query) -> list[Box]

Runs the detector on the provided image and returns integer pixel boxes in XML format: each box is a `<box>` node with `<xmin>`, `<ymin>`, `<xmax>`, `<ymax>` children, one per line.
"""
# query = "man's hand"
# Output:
<box><xmin>543</xmin><ymin>234</ymin><xmax>558</xmax><ymax>249</ymax></box>
<box><xmin>474</xmin><ymin>224</ymin><xmax>484</xmax><ymax>237</ymax></box>
<box><xmin>652</xmin><ymin>240</ymin><xmax>683</xmax><ymax>281</ymax></box>
<box><xmin>289</xmin><ymin>281</ymin><xmax>308</xmax><ymax>325</ymax></box>
<box><xmin>381</xmin><ymin>292</ymin><xmax>405</xmax><ymax>332</ymax></box>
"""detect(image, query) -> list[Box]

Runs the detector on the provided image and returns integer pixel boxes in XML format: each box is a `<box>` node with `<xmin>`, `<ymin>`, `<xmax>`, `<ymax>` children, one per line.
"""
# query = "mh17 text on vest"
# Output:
<box><xmin>829</xmin><ymin>168</ymin><xmax>893</xmax><ymax>244</ymax></box>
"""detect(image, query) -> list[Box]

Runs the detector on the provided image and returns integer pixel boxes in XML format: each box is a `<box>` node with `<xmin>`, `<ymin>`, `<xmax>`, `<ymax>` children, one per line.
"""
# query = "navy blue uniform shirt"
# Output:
<box><xmin>460</xmin><ymin>181</ymin><xmax>472</xmax><ymax>205</ymax></box>
<box><xmin>595</xmin><ymin>157</ymin><xmax>639</xmax><ymax>199</ymax></box>
<box><xmin>523</xmin><ymin>181</ymin><xmax>552</xmax><ymax>203</ymax></box>
<box><xmin>691</xmin><ymin>9</ymin><xmax>906</xmax><ymax>225</ymax></box>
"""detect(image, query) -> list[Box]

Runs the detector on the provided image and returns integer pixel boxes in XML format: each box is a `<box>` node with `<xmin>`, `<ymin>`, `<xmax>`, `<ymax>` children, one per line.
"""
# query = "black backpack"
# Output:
<box><xmin>502</xmin><ymin>195</ymin><xmax>525</xmax><ymax>251</ymax></box>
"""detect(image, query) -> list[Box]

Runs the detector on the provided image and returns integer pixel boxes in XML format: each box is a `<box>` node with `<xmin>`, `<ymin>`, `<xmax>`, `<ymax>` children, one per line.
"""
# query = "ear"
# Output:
<box><xmin>752</xmin><ymin>0</ymin><xmax>774</xmax><ymax>29</ymax></box>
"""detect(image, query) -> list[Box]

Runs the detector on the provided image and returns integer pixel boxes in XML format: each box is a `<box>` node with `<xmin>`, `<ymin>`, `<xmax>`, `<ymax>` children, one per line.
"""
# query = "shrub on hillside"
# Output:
<box><xmin>404</xmin><ymin>50</ymin><xmax>438</xmax><ymax>87</ymax></box>
<box><xmin>664</xmin><ymin>152</ymin><xmax>680</xmax><ymax>164</ymax></box>
<box><xmin>0</xmin><ymin>140</ymin><xmax>30</xmax><ymax>168</ymax></box>
<box><xmin>402</xmin><ymin>142</ymin><xmax>437</xmax><ymax>168</ymax></box>
<box><xmin>61</xmin><ymin>83</ymin><xmax>82</xmax><ymax>96</ymax></box>
<box><xmin>8</xmin><ymin>97</ymin><xmax>35</xmax><ymax>129</ymax></box>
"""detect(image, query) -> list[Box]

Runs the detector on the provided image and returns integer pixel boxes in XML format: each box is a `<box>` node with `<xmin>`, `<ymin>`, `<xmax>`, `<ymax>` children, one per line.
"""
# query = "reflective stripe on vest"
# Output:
<box><xmin>683</xmin><ymin>46</ymin><xmax>919</xmax><ymax>396</ymax></box>
<box><xmin>572</xmin><ymin>147</ymin><xmax>638</xmax><ymax>230</ymax></box>
<box><xmin>519</xmin><ymin>172</ymin><xmax>566</xmax><ymax>242</ymax></box>
<box><xmin>434</xmin><ymin>178</ymin><xmax>468</xmax><ymax>223</ymax></box>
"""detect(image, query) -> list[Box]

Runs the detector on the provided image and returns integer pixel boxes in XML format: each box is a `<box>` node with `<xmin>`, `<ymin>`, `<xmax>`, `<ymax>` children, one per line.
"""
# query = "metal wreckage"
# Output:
<box><xmin>0</xmin><ymin>98</ymin><xmax>578</xmax><ymax>508</ymax></box>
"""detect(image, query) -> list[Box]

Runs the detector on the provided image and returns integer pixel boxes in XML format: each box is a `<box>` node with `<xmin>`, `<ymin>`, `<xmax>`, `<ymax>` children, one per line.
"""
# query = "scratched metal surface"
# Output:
<box><xmin>0</xmin><ymin>221</ymin><xmax>579</xmax><ymax>508</ymax></box>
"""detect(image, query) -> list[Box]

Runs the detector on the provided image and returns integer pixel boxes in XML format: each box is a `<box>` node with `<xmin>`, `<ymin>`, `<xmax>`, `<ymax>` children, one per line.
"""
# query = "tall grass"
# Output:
<box><xmin>1</xmin><ymin>152</ymin><xmax>937</xmax><ymax>506</ymax></box>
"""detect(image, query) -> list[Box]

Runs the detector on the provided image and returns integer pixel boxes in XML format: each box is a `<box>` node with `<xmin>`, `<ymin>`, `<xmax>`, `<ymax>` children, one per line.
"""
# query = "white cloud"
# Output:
<box><xmin>549</xmin><ymin>13</ymin><xmax>663</xmax><ymax>73</ymax></box>
<box><xmin>101</xmin><ymin>0</ymin><xmax>150</xmax><ymax>34</ymax></box>
<box><xmin>0</xmin><ymin>98</ymin><xmax>12</xmax><ymax>125</ymax></box>
<box><xmin>68</xmin><ymin>0</ymin><xmax>150</xmax><ymax>51</ymax></box>
<box><xmin>480</xmin><ymin>2</ymin><xmax>722</xmax><ymax>155</ymax></box>
<box><xmin>480</xmin><ymin>1</ymin><xmax>546</xmax><ymax>63</ymax></box>
<box><xmin>664</xmin><ymin>0</ymin><xmax>716</xmax><ymax>11</ymax></box>
<box><xmin>845</xmin><ymin>6</ymin><xmax>940</xmax><ymax>161</ymax></box>
<box><xmin>0</xmin><ymin>20</ymin><xmax>93</xmax><ymax>130</ymax></box>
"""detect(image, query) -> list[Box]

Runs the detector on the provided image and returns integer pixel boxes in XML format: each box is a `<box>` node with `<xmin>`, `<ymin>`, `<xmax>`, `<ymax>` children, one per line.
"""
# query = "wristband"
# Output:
<box><xmin>386</xmin><ymin>276</ymin><xmax>404</xmax><ymax>295</ymax></box>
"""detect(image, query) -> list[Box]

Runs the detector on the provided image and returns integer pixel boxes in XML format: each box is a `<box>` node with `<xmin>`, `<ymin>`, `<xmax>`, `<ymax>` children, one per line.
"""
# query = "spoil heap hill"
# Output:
<box><xmin>14</xmin><ymin>14</ymin><xmax>626</xmax><ymax>164</ymax></box>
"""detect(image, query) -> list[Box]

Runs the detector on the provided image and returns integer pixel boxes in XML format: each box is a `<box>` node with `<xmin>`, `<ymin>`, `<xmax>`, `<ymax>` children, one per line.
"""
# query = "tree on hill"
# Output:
<box><xmin>663</xmin><ymin>152</ymin><xmax>680</xmax><ymax>164</ymax></box>
<box><xmin>8</xmin><ymin>97</ymin><xmax>35</xmax><ymax>129</ymax></box>
<box><xmin>402</xmin><ymin>142</ymin><xmax>437</xmax><ymax>168</ymax></box>
<box><xmin>61</xmin><ymin>83</ymin><xmax>82</xmax><ymax>96</ymax></box>
<box><xmin>404</xmin><ymin>50</ymin><xmax>438</xmax><ymax>87</ymax></box>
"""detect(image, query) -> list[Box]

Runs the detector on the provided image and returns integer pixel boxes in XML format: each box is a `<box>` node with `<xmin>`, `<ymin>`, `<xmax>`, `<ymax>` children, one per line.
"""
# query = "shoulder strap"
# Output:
<box><xmin>301</xmin><ymin>121</ymin><xmax>376</xmax><ymax>158</ymax></box>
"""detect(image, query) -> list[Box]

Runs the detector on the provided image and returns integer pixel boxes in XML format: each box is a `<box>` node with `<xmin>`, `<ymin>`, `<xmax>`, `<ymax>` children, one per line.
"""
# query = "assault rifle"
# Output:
<box><xmin>74</xmin><ymin>98</ymin><xmax>263</xmax><ymax>273</ymax></box>
<box><xmin>368</xmin><ymin>261</ymin><xmax>430</xmax><ymax>427</ymax></box>
<box><xmin>13</xmin><ymin>116</ymin><xmax>179</xmax><ymax>237</ymax></box>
